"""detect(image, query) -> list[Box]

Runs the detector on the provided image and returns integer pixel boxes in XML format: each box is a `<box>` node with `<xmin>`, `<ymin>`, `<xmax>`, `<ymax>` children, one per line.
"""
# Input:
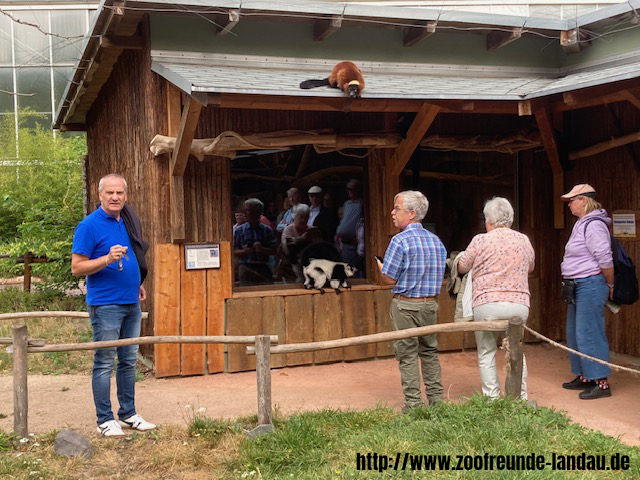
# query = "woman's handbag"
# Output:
<box><xmin>561</xmin><ymin>279</ymin><xmax>576</xmax><ymax>304</ymax></box>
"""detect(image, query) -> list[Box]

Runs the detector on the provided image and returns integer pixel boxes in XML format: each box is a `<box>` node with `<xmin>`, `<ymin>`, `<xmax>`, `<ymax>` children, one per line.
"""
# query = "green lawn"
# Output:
<box><xmin>2</xmin><ymin>397</ymin><xmax>638</xmax><ymax>479</ymax></box>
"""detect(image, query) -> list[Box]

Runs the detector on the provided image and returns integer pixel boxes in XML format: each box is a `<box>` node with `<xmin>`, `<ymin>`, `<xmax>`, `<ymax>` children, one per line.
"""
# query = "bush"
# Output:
<box><xmin>0</xmin><ymin>110</ymin><xmax>86</xmax><ymax>291</ymax></box>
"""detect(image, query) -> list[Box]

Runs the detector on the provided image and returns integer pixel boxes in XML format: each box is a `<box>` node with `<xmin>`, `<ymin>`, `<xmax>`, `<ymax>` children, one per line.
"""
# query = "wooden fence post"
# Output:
<box><xmin>249</xmin><ymin>335</ymin><xmax>273</xmax><ymax>438</ymax></box>
<box><xmin>505</xmin><ymin>316</ymin><xmax>524</xmax><ymax>399</ymax></box>
<box><xmin>12</xmin><ymin>324</ymin><xmax>29</xmax><ymax>438</ymax></box>
<box><xmin>23</xmin><ymin>253</ymin><xmax>32</xmax><ymax>293</ymax></box>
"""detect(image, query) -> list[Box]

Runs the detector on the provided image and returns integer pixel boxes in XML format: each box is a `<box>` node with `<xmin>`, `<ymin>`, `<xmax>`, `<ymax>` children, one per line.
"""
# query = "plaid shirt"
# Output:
<box><xmin>233</xmin><ymin>222</ymin><xmax>276</xmax><ymax>265</ymax></box>
<box><xmin>381</xmin><ymin>223</ymin><xmax>446</xmax><ymax>297</ymax></box>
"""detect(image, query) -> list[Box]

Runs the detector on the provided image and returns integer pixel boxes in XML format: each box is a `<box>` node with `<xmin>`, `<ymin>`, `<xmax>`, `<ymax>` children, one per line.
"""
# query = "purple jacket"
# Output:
<box><xmin>561</xmin><ymin>209</ymin><xmax>613</xmax><ymax>279</ymax></box>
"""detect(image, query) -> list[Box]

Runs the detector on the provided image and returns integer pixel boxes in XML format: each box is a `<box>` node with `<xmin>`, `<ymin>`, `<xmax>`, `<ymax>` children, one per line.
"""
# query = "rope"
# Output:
<box><xmin>522</xmin><ymin>324</ymin><xmax>640</xmax><ymax>377</ymax></box>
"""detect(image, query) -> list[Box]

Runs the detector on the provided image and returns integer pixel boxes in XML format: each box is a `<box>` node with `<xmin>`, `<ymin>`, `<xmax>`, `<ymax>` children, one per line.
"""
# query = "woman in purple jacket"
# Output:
<box><xmin>560</xmin><ymin>184</ymin><xmax>614</xmax><ymax>400</ymax></box>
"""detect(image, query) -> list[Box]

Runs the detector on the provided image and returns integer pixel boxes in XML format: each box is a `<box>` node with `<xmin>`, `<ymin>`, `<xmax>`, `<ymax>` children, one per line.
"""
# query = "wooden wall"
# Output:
<box><xmin>520</xmin><ymin>101</ymin><xmax>640</xmax><ymax>355</ymax></box>
<box><xmin>83</xmin><ymin>20</ymin><xmax>640</xmax><ymax>368</ymax></box>
<box><xmin>85</xmin><ymin>20</ymin><xmax>170</xmax><ymax>352</ymax></box>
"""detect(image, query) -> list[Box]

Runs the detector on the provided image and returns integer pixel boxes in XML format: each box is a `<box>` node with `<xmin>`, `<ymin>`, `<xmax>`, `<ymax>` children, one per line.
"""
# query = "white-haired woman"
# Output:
<box><xmin>277</xmin><ymin>204</ymin><xmax>312</xmax><ymax>282</ymax></box>
<box><xmin>458</xmin><ymin>197</ymin><xmax>535</xmax><ymax>400</ymax></box>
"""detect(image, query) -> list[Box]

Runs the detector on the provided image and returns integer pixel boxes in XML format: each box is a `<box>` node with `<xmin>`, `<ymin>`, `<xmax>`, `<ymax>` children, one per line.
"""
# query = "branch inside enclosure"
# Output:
<box><xmin>247</xmin><ymin>320</ymin><xmax>508</xmax><ymax>354</ymax></box>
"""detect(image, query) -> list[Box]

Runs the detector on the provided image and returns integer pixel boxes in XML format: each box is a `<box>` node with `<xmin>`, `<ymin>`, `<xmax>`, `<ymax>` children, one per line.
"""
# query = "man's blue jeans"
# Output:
<box><xmin>89</xmin><ymin>303</ymin><xmax>141</xmax><ymax>425</ymax></box>
<box><xmin>566</xmin><ymin>274</ymin><xmax>611</xmax><ymax>380</ymax></box>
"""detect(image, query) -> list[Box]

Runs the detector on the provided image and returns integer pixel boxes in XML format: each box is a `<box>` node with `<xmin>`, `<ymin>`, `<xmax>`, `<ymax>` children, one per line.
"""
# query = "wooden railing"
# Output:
<box><xmin>5</xmin><ymin>313</ymin><xmax>525</xmax><ymax>439</ymax></box>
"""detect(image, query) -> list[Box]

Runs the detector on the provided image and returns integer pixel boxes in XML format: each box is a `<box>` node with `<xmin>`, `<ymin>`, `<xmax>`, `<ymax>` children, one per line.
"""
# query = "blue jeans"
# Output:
<box><xmin>566</xmin><ymin>274</ymin><xmax>611</xmax><ymax>380</ymax></box>
<box><xmin>89</xmin><ymin>303</ymin><xmax>141</xmax><ymax>425</ymax></box>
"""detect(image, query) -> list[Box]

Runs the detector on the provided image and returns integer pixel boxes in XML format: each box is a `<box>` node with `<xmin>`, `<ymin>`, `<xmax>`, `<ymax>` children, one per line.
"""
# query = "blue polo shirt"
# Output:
<box><xmin>72</xmin><ymin>207</ymin><xmax>140</xmax><ymax>306</ymax></box>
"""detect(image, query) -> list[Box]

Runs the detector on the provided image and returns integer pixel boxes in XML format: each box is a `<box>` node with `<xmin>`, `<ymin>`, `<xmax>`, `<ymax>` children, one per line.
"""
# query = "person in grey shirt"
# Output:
<box><xmin>336</xmin><ymin>179</ymin><xmax>363</xmax><ymax>269</ymax></box>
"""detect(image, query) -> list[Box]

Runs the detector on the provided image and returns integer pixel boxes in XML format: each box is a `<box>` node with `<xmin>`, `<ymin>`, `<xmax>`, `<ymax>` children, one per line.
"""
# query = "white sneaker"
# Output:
<box><xmin>119</xmin><ymin>414</ymin><xmax>156</xmax><ymax>431</ymax></box>
<box><xmin>98</xmin><ymin>419</ymin><xmax>125</xmax><ymax>437</ymax></box>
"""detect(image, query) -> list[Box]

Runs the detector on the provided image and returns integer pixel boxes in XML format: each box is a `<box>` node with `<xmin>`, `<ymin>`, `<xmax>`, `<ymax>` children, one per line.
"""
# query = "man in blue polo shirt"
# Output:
<box><xmin>376</xmin><ymin>190</ymin><xmax>447</xmax><ymax>414</ymax></box>
<box><xmin>72</xmin><ymin>174</ymin><xmax>155</xmax><ymax>437</ymax></box>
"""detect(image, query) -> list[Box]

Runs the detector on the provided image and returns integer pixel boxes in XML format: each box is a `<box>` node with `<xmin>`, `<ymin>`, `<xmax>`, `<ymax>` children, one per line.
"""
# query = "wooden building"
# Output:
<box><xmin>54</xmin><ymin>0</ymin><xmax>640</xmax><ymax>376</ymax></box>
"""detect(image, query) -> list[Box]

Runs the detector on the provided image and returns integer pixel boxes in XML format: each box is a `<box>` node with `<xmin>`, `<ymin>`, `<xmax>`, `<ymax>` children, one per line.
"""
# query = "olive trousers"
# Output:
<box><xmin>391</xmin><ymin>298</ymin><xmax>443</xmax><ymax>408</ymax></box>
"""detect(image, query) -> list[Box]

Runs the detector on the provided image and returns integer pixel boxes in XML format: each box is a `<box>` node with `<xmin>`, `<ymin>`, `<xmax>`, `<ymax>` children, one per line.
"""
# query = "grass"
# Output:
<box><xmin>0</xmin><ymin>288</ymin><xmax>92</xmax><ymax>375</ymax></box>
<box><xmin>1</xmin><ymin>397</ymin><xmax>639</xmax><ymax>479</ymax></box>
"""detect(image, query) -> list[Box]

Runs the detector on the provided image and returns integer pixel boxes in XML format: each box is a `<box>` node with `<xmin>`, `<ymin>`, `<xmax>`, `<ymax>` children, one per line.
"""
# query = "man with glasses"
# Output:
<box><xmin>72</xmin><ymin>174</ymin><xmax>155</xmax><ymax>437</ymax></box>
<box><xmin>376</xmin><ymin>190</ymin><xmax>447</xmax><ymax>413</ymax></box>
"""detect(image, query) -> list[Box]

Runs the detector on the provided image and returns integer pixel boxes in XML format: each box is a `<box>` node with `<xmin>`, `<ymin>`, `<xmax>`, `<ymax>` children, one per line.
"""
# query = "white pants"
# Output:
<box><xmin>473</xmin><ymin>302</ymin><xmax>529</xmax><ymax>400</ymax></box>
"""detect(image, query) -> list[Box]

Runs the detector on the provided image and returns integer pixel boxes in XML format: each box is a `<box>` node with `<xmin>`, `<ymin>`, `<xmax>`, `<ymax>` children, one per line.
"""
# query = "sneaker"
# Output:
<box><xmin>119</xmin><ymin>414</ymin><xmax>156</xmax><ymax>431</ymax></box>
<box><xmin>562</xmin><ymin>376</ymin><xmax>595</xmax><ymax>390</ymax></box>
<box><xmin>579</xmin><ymin>384</ymin><xmax>612</xmax><ymax>400</ymax></box>
<box><xmin>98</xmin><ymin>419</ymin><xmax>125</xmax><ymax>437</ymax></box>
<box><xmin>401</xmin><ymin>403</ymin><xmax>424</xmax><ymax>415</ymax></box>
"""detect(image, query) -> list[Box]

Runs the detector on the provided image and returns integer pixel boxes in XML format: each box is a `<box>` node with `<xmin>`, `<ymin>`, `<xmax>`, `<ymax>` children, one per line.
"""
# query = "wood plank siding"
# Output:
<box><xmin>82</xmin><ymin>20</ymin><xmax>640</xmax><ymax>373</ymax></box>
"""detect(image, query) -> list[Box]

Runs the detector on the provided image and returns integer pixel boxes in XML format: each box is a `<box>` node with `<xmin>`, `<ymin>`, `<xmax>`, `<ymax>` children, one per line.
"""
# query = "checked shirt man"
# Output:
<box><xmin>376</xmin><ymin>190</ymin><xmax>447</xmax><ymax>413</ymax></box>
<box><xmin>72</xmin><ymin>174</ymin><xmax>155</xmax><ymax>437</ymax></box>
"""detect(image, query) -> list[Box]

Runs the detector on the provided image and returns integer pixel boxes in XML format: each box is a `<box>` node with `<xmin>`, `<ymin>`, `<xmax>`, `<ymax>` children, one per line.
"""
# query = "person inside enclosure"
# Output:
<box><xmin>307</xmin><ymin>185</ymin><xmax>337</xmax><ymax>243</ymax></box>
<box><xmin>71</xmin><ymin>173</ymin><xmax>156</xmax><ymax>437</ymax></box>
<box><xmin>336</xmin><ymin>179</ymin><xmax>364</xmax><ymax>274</ymax></box>
<box><xmin>560</xmin><ymin>184</ymin><xmax>614</xmax><ymax>400</ymax></box>
<box><xmin>277</xmin><ymin>204</ymin><xmax>312</xmax><ymax>282</ymax></box>
<box><xmin>276</xmin><ymin>187</ymin><xmax>303</xmax><ymax>234</ymax></box>
<box><xmin>234</xmin><ymin>198</ymin><xmax>278</xmax><ymax>286</ymax></box>
<box><xmin>376</xmin><ymin>190</ymin><xmax>447</xmax><ymax>414</ymax></box>
<box><xmin>457</xmin><ymin>197</ymin><xmax>535</xmax><ymax>400</ymax></box>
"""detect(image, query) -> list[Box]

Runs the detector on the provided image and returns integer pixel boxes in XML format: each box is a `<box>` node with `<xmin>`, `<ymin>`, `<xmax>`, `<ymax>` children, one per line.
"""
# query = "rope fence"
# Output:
<box><xmin>523</xmin><ymin>325</ymin><xmax>640</xmax><ymax>376</ymax></box>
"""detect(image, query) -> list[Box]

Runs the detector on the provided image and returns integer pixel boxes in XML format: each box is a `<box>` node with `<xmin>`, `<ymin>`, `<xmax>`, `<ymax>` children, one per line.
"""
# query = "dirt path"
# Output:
<box><xmin>1</xmin><ymin>343</ymin><xmax>639</xmax><ymax>445</ymax></box>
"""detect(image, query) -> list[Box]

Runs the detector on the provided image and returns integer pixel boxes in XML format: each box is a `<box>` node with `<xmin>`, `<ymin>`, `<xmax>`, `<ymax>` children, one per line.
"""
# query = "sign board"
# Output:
<box><xmin>612</xmin><ymin>210</ymin><xmax>640</xmax><ymax>240</ymax></box>
<box><xmin>184</xmin><ymin>243</ymin><xmax>220</xmax><ymax>270</ymax></box>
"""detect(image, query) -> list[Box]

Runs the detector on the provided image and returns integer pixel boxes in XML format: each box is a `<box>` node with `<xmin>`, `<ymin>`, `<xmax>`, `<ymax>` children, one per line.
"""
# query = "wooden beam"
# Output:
<box><xmin>486</xmin><ymin>27</ymin><xmax>522</xmax><ymax>51</ymax></box>
<box><xmin>313</xmin><ymin>16</ymin><xmax>342</xmax><ymax>42</ymax></box>
<box><xmin>534</xmin><ymin>108</ymin><xmax>564</xmax><ymax>229</ymax></box>
<box><xmin>208</xmin><ymin>93</ymin><xmax>519</xmax><ymax>114</ymax></box>
<box><xmin>389</xmin><ymin>103</ymin><xmax>440</xmax><ymax>176</ymax></box>
<box><xmin>621</xmin><ymin>89</ymin><xmax>640</xmax><ymax>110</ymax></box>
<box><xmin>58</xmin><ymin>123</ymin><xmax>87</xmax><ymax>132</ymax></box>
<box><xmin>216</xmin><ymin>9</ymin><xmax>240</xmax><ymax>36</ymax></box>
<box><xmin>99</xmin><ymin>35</ymin><xmax>145</xmax><ymax>50</ymax></box>
<box><xmin>560</xmin><ymin>28</ymin><xmax>590</xmax><ymax>54</ymax></box>
<box><xmin>171</xmin><ymin>96</ymin><xmax>203</xmax><ymax>177</ymax></box>
<box><xmin>569</xmin><ymin>130</ymin><xmax>640</xmax><ymax>161</ymax></box>
<box><xmin>167</xmin><ymin>84</ymin><xmax>185</xmax><ymax>242</ymax></box>
<box><xmin>403</xmin><ymin>20</ymin><xmax>437</xmax><ymax>47</ymax></box>
<box><xmin>518</xmin><ymin>100</ymin><xmax>532</xmax><ymax>116</ymax></box>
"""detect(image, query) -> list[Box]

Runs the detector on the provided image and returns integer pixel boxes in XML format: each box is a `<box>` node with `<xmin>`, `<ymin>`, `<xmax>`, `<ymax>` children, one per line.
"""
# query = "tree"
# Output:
<box><xmin>0</xmin><ymin>110</ymin><xmax>86</xmax><ymax>290</ymax></box>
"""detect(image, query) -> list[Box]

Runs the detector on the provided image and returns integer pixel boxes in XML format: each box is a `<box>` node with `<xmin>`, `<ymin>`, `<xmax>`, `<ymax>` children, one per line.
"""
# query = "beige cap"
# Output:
<box><xmin>308</xmin><ymin>186</ymin><xmax>323</xmax><ymax>194</ymax></box>
<box><xmin>561</xmin><ymin>183</ymin><xmax>596</xmax><ymax>200</ymax></box>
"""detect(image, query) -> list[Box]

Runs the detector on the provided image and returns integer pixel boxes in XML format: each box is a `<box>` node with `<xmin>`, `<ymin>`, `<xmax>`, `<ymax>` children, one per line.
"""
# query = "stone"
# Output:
<box><xmin>54</xmin><ymin>430</ymin><xmax>94</xmax><ymax>459</ymax></box>
<box><xmin>246</xmin><ymin>423</ymin><xmax>273</xmax><ymax>439</ymax></box>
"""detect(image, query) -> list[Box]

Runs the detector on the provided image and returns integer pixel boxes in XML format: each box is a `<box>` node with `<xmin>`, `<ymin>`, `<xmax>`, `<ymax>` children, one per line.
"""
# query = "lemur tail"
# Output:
<box><xmin>299</xmin><ymin>78</ymin><xmax>331</xmax><ymax>89</ymax></box>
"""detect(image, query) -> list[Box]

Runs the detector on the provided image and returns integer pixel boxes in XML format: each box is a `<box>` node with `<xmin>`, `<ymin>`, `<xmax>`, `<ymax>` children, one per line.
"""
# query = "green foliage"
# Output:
<box><xmin>0</xmin><ymin>429</ymin><xmax>16</xmax><ymax>452</ymax></box>
<box><xmin>0</xmin><ymin>288</ymin><xmax>91</xmax><ymax>374</ymax></box>
<box><xmin>0</xmin><ymin>110</ymin><xmax>86</xmax><ymax>290</ymax></box>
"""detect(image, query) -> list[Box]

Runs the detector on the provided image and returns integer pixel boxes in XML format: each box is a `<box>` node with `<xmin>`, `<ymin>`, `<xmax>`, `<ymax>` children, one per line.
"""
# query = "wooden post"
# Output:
<box><xmin>23</xmin><ymin>253</ymin><xmax>32</xmax><ymax>293</ymax></box>
<box><xmin>12</xmin><ymin>324</ymin><xmax>28</xmax><ymax>438</ymax></box>
<box><xmin>255</xmin><ymin>335</ymin><xmax>272</xmax><ymax>427</ymax></box>
<box><xmin>505</xmin><ymin>317</ymin><xmax>524</xmax><ymax>399</ymax></box>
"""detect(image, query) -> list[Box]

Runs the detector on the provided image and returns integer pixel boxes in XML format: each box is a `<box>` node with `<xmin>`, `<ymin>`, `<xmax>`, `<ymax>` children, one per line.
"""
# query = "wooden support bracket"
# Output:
<box><xmin>99</xmin><ymin>35</ymin><xmax>145</xmax><ymax>50</ymax></box>
<box><xmin>486</xmin><ymin>27</ymin><xmax>522</xmax><ymax>51</ymax></box>
<box><xmin>216</xmin><ymin>9</ymin><xmax>240</xmax><ymax>36</ymax></box>
<box><xmin>534</xmin><ymin>108</ymin><xmax>565</xmax><ymax>229</ymax></box>
<box><xmin>389</xmin><ymin>103</ymin><xmax>440</xmax><ymax>176</ymax></box>
<box><xmin>313</xmin><ymin>16</ymin><xmax>342</xmax><ymax>41</ymax></box>
<box><xmin>171</xmin><ymin>96</ymin><xmax>203</xmax><ymax>177</ymax></box>
<box><xmin>403</xmin><ymin>20</ymin><xmax>437</xmax><ymax>47</ymax></box>
<box><xmin>561</xmin><ymin>28</ymin><xmax>590</xmax><ymax>54</ymax></box>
